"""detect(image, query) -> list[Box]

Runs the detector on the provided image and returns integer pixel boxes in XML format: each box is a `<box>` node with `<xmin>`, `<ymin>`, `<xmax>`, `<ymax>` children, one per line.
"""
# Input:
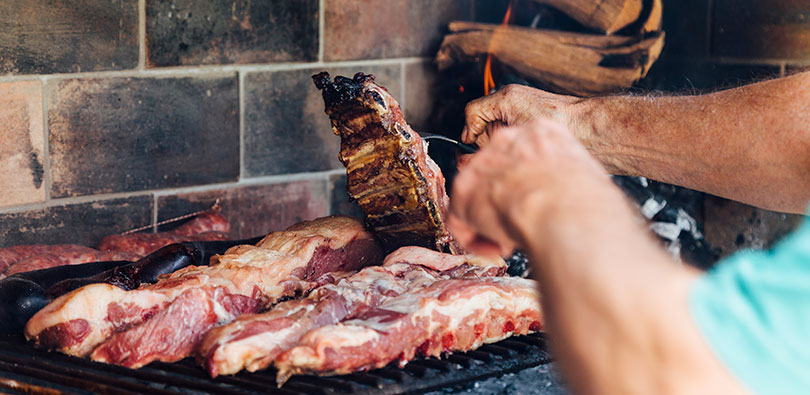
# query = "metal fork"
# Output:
<box><xmin>421</xmin><ymin>134</ymin><xmax>480</xmax><ymax>154</ymax></box>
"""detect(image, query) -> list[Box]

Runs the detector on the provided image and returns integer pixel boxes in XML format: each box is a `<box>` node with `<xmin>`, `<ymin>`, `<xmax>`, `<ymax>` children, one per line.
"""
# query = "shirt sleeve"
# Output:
<box><xmin>690</xmin><ymin>211</ymin><xmax>810</xmax><ymax>394</ymax></box>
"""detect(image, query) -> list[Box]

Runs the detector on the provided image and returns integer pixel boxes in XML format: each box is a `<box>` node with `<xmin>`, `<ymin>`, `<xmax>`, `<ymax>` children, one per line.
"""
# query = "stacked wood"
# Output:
<box><xmin>532</xmin><ymin>0</ymin><xmax>642</xmax><ymax>34</ymax></box>
<box><xmin>639</xmin><ymin>0</ymin><xmax>663</xmax><ymax>35</ymax></box>
<box><xmin>435</xmin><ymin>22</ymin><xmax>664</xmax><ymax>97</ymax></box>
<box><xmin>531</xmin><ymin>0</ymin><xmax>661</xmax><ymax>35</ymax></box>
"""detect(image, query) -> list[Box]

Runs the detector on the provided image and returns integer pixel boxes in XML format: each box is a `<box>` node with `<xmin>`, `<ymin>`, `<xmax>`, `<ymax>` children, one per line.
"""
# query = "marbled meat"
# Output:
<box><xmin>25</xmin><ymin>216</ymin><xmax>384</xmax><ymax>363</ymax></box>
<box><xmin>313</xmin><ymin>72</ymin><xmax>463</xmax><ymax>254</ymax></box>
<box><xmin>274</xmin><ymin>276</ymin><xmax>542</xmax><ymax>383</ymax></box>
<box><xmin>197</xmin><ymin>246</ymin><xmax>507</xmax><ymax>377</ymax></box>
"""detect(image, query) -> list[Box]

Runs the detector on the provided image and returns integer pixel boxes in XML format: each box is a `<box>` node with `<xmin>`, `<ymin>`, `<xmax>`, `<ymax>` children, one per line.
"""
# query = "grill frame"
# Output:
<box><xmin>0</xmin><ymin>333</ymin><xmax>552</xmax><ymax>394</ymax></box>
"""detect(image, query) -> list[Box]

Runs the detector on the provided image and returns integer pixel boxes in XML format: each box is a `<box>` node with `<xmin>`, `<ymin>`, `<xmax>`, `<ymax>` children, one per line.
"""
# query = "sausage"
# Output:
<box><xmin>0</xmin><ymin>277</ymin><xmax>50</xmax><ymax>333</ymax></box>
<box><xmin>46</xmin><ymin>243</ymin><xmax>202</xmax><ymax>297</ymax></box>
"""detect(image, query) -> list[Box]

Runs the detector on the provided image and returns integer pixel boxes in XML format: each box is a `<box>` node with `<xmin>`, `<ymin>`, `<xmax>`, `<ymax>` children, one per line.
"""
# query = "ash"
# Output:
<box><xmin>427</xmin><ymin>363</ymin><xmax>568</xmax><ymax>395</ymax></box>
<box><xmin>506</xmin><ymin>250</ymin><xmax>531</xmax><ymax>277</ymax></box>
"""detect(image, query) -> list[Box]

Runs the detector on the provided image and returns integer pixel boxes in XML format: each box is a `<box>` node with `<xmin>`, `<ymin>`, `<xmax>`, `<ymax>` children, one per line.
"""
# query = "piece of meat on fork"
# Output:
<box><xmin>313</xmin><ymin>72</ymin><xmax>464</xmax><ymax>255</ymax></box>
<box><xmin>25</xmin><ymin>216</ymin><xmax>384</xmax><ymax>361</ymax></box>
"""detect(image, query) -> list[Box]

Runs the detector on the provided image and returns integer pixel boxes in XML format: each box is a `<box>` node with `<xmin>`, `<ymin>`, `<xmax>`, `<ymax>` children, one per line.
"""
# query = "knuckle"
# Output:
<box><xmin>464</xmin><ymin>99</ymin><xmax>480</xmax><ymax>113</ymax></box>
<box><xmin>500</xmin><ymin>84</ymin><xmax>521</xmax><ymax>96</ymax></box>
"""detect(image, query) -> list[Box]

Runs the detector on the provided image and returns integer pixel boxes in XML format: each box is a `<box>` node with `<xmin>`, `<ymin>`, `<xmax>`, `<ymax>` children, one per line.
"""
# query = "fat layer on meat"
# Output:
<box><xmin>90</xmin><ymin>286</ymin><xmax>259</xmax><ymax>368</ymax></box>
<box><xmin>274</xmin><ymin>276</ymin><xmax>542</xmax><ymax>383</ymax></box>
<box><xmin>25</xmin><ymin>216</ymin><xmax>383</xmax><ymax>358</ymax></box>
<box><xmin>198</xmin><ymin>246</ymin><xmax>507</xmax><ymax>377</ymax></box>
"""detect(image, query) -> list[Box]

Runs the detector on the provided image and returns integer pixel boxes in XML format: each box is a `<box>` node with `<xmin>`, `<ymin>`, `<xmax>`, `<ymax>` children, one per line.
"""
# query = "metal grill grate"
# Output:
<box><xmin>0</xmin><ymin>333</ymin><xmax>551</xmax><ymax>394</ymax></box>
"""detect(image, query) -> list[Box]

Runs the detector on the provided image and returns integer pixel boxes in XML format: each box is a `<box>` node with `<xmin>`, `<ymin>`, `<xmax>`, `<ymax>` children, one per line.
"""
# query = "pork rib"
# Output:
<box><xmin>313</xmin><ymin>72</ymin><xmax>463</xmax><ymax>254</ymax></box>
<box><xmin>274</xmin><ymin>276</ymin><xmax>542</xmax><ymax>383</ymax></box>
<box><xmin>25</xmin><ymin>216</ymin><xmax>384</xmax><ymax>358</ymax></box>
<box><xmin>197</xmin><ymin>247</ymin><xmax>506</xmax><ymax>377</ymax></box>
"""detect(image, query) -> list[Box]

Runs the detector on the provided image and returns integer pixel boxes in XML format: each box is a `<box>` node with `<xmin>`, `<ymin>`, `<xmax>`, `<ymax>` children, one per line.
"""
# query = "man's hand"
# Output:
<box><xmin>461</xmin><ymin>84</ymin><xmax>582</xmax><ymax>147</ymax></box>
<box><xmin>450</xmin><ymin>119</ymin><xmax>611</xmax><ymax>257</ymax></box>
<box><xmin>450</xmin><ymin>119</ymin><xmax>746</xmax><ymax>395</ymax></box>
<box><xmin>461</xmin><ymin>73</ymin><xmax>810</xmax><ymax>213</ymax></box>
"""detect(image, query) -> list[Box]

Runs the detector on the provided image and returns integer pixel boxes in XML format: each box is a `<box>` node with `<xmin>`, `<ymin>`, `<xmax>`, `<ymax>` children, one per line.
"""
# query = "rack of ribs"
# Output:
<box><xmin>197</xmin><ymin>246</ymin><xmax>507</xmax><ymax>377</ymax></box>
<box><xmin>24</xmin><ymin>216</ymin><xmax>384</xmax><ymax>364</ymax></box>
<box><xmin>274</xmin><ymin>275</ymin><xmax>541</xmax><ymax>384</ymax></box>
<box><xmin>313</xmin><ymin>72</ymin><xmax>463</xmax><ymax>255</ymax></box>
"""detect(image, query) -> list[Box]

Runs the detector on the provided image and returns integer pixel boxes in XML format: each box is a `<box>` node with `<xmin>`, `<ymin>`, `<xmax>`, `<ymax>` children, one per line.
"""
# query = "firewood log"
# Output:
<box><xmin>435</xmin><ymin>22</ymin><xmax>665</xmax><ymax>97</ymax></box>
<box><xmin>640</xmin><ymin>0</ymin><xmax>663</xmax><ymax>34</ymax></box>
<box><xmin>531</xmin><ymin>0</ymin><xmax>643</xmax><ymax>34</ymax></box>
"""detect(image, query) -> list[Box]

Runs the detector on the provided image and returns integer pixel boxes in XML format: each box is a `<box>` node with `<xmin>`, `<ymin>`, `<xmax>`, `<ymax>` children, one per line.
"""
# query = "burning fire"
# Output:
<box><xmin>483</xmin><ymin>2</ymin><xmax>513</xmax><ymax>96</ymax></box>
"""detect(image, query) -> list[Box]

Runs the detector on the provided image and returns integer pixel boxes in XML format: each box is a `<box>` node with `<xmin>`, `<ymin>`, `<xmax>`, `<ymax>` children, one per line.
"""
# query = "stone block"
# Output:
<box><xmin>713</xmin><ymin>0</ymin><xmax>810</xmax><ymax>60</ymax></box>
<box><xmin>0</xmin><ymin>196</ymin><xmax>152</xmax><ymax>248</ymax></box>
<box><xmin>242</xmin><ymin>65</ymin><xmax>401</xmax><ymax>177</ymax></box>
<box><xmin>0</xmin><ymin>0</ymin><xmax>138</xmax><ymax>74</ymax></box>
<box><xmin>323</xmin><ymin>0</ymin><xmax>471</xmax><ymax>61</ymax></box>
<box><xmin>47</xmin><ymin>74</ymin><xmax>240</xmax><ymax>197</ymax></box>
<box><xmin>146</xmin><ymin>0</ymin><xmax>319</xmax><ymax>67</ymax></box>
<box><xmin>0</xmin><ymin>81</ymin><xmax>45</xmax><ymax>207</ymax></box>
<box><xmin>157</xmin><ymin>180</ymin><xmax>329</xmax><ymax>239</ymax></box>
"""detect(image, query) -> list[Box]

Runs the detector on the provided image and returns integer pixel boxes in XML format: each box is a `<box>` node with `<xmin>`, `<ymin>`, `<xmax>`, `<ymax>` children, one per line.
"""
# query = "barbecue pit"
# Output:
<box><xmin>0</xmin><ymin>1</ymin><xmax>806</xmax><ymax>394</ymax></box>
<box><xmin>0</xmin><ymin>332</ymin><xmax>553</xmax><ymax>394</ymax></box>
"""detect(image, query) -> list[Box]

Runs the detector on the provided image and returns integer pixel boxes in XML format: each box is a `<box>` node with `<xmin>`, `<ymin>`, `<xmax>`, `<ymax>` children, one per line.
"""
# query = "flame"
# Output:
<box><xmin>483</xmin><ymin>57</ymin><xmax>495</xmax><ymax>96</ymax></box>
<box><xmin>483</xmin><ymin>2</ymin><xmax>513</xmax><ymax>96</ymax></box>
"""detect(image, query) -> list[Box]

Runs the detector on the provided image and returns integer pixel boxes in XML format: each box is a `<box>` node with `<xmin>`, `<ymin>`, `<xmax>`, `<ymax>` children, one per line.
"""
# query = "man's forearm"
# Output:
<box><xmin>513</xmin><ymin>184</ymin><xmax>744</xmax><ymax>394</ymax></box>
<box><xmin>574</xmin><ymin>72</ymin><xmax>810</xmax><ymax>213</ymax></box>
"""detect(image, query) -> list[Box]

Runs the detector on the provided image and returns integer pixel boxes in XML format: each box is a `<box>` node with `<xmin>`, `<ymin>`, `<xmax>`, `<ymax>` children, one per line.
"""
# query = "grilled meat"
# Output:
<box><xmin>197</xmin><ymin>247</ymin><xmax>506</xmax><ymax>377</ymax></box>
<box><xmin>90</xmin><ymin>286</ymin><xmax>259</xmax><ymax>368</ymax></box>
<box><xmin>274</xmin><ymin>276</ymin><xmax>542</xmax><ymax>383</ymax></box>
<box><xmin>313</xmin><ymin>72</ymin><xmax>463</xmax><ymax>254</ymax></box>
<box><xmin>25</xmin><ymin>216</ymin><xmax>384</xmax><ymax>359</ymax></box>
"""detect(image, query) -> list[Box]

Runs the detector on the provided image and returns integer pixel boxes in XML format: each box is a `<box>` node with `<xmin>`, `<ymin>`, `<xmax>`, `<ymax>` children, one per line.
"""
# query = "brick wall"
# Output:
<box><xmin>0</xmin><ymin>0</ymin><xmax>806</xmax><ymax>257</ymax></box>
<box><xmin>0</xmin><ymin>0</ymin><xmax>472</xmax><ymax>247</ymax></box>
<box><xmin>640</xmin><ymin>0</ymin><xmax>809</xmax><ymax>258</ymax></box>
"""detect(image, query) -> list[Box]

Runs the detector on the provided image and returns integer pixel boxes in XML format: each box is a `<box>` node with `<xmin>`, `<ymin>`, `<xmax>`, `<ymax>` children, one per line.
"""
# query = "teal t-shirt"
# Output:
<box><xmin>690</xmin><ymin>209</ymin><xmax>810</xmax><ymax>394</ymax></box>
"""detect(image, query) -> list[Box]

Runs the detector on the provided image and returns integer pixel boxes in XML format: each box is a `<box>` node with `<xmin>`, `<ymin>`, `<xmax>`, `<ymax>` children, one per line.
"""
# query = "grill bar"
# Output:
<box><xmin>0</xmin><ymin>333</ymin><xmax>552</xmax><ymax>394</ymax></box>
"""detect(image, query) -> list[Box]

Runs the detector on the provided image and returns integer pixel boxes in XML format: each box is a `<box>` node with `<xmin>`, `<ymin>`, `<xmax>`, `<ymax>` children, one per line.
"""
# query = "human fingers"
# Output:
<box><xmin>454</xmin><ymin>121</ymin><xmax>500</xmax><ymax>170</ymax></box>
<box><xmin>461</xmin><ymin>91</ymin><xmax>507</xmax><ymax>144</ymax></box>
<box><xmin>446</xmin><ymin>214</ymin><xmax>477</xmax><ymax>251</ymax></box>
<box><xmin>448</xmin><ymin>198</ymin><xmax>516</xmax><ymax>256</ymax></box>
<box><xmin>463</xmin><ymin>85</ymin><xmax>542</xmax><ymax>144</ymax></box>
<box><xmin>456</xmin><ymin>152</ymin><xmax>473</xmax><ymax>170</ymax></box>
<box><xmin>449</xmin><ymin>137</ymin><xmax>522</xmax><ymax>255</ymax></box>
